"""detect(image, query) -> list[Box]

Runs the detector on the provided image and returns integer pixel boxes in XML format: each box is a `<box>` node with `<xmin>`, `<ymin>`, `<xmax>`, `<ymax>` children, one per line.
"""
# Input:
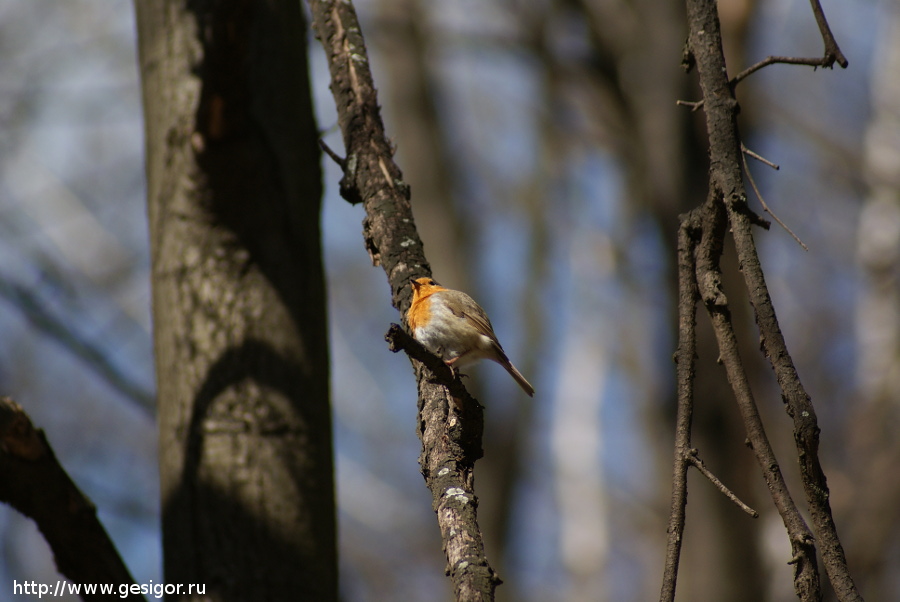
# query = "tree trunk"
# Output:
<box><xmin>134</xmin><ymin>1</ymin><xmax>336</xmax><ymax>600</ymax></box>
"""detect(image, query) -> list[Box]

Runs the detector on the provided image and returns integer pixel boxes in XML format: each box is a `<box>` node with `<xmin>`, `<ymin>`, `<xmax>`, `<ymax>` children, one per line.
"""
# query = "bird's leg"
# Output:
<box><xmin>443</xmin><ymin>358</ymin><xmax>470</xmax><ymax>379</ymax></box>
<box><xmin>444</xmin><ymin>357</ymin><xmax>459</xmax><ymax>376</ymax></box>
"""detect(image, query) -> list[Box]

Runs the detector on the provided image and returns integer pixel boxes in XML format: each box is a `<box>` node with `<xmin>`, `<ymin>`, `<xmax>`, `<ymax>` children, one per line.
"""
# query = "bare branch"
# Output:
<box><xmin>742</xmin><ymin>144</ymin><xmax>780</xmax><ymax>171</ymax></box>
<box><xmin>808</xmin><ymin>0</ymin><xmax>849</xmax><ymax>68</ymax></box>
<box><xmin>731</xmin><ymin>0</ymin><xmax>847</xmax><ymax>84</ymax></box>
<box><xmin>732</xmin><ymin>55</ymin><xmax>838</xmax><ymax>86</ymax></box>
<box><xmin>741</xmin><ymin>152</ymin><xmax>809</xmax><ymax>250</ymax></box>
<box><xmin>0</xmin><ymin>397</ymin><xmax>146</xmax><ymax>601</ymax></box>
<box><xmin>307</xmin><ymin>1</ymin><xmax>500</xmax><ymax>598</ymax></box>
<box><xmin>730</xmin><ymin>188</ymin><xmax>862</xmax><ymax>602</ymax></box>
<box><xmin>659</xmin><ymin>214</ymin><xmax>701</xmax><ymax>602</ymax></box>
<box><xmin>686</xmin><ymin>450</ymin><xmax>759</xmax><ymax>518</ymax></box>
<box><xmin>318</xmin><ymin>139</ymin><xmax>346</xmax><ymax>169</ymax></box>
<box><xmin>680</xmin><ymin>0</ymin><xmax>863</xmax><ymax>597</ymax></box>
<box><xmin>675</xmin><ymin>99</ymin><xmax>704</xmax><ymax>112</ymax></box>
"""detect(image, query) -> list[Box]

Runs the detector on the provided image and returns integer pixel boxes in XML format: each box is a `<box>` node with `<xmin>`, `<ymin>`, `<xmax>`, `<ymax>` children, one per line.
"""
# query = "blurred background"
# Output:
<box><xmin>0</xmin><ymin>0</ymin><xmax>897</xmax><ymax>600</ymax></box>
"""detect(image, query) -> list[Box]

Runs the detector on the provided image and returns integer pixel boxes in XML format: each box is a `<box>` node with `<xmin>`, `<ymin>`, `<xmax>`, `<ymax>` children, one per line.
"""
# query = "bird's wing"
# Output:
<box><xmin>439</xmin><ymin>292</ymin><xmax>495</xmax><ymax>337</ymax></box>
<box><xmin>462</xmin><ymin>309</ymin><xmax>495</xmax><ymax>340</ymax></box>
<box><xmin>452</xmin><ymin>297</ymin><xmax>508</xmax><ymax>355</ymax></box>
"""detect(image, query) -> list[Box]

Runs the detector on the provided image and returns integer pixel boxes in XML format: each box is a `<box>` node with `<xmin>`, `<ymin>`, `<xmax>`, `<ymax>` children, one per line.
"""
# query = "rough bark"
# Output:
<box><xmin>309</xmin><ymin>0</ymin><xmax>500</xmax><ymax>598</ymax></box>
<box><xmin>135</xmin><ymin>1</ymin><xmax>336</xmax><ymax>600</ymax></box>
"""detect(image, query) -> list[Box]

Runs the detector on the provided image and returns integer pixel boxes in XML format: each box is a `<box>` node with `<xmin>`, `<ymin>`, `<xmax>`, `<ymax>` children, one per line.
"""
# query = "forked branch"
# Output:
<box><xmin>664</xmin><ymin>0</ymin><xmax>863</xmax><ymax>599</ymax></box>
<box><xmin>732</xmin><ymin>0</ymin><xmax>847</xmax><ymax>83</ymax></box>
<box><xmin>678</xmin><ymin>0</ymin><xmax>848</xmax><ymax>110</ymax></box>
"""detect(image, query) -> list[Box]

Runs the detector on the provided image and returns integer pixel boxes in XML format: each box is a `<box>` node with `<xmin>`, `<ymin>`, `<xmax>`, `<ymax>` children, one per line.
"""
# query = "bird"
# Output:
<box><xmin>407</xmin><ymin>277</ymin><xmax>535</xmax><ymax>397</ymax></box>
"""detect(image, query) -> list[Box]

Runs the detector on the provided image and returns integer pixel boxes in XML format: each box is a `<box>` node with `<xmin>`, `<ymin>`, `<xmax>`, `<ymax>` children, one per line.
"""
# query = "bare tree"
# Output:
<box><xmin>661</xmin><ymin>0</ymin><xmax>860</xmax><ymax>601</ymax></box>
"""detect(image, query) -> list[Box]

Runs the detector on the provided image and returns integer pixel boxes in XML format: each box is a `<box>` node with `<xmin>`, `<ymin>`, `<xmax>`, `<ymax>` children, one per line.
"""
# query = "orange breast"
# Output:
<box><xmin>407</xmin><ymin>294</ymin><xmax>432</xmax><ymax>332</ymax></box>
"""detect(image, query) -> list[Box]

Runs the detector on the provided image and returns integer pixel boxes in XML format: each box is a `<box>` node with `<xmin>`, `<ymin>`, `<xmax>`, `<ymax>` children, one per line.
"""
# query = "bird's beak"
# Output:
<box><xmin>410</xmin><ymin>278</ymin><xmax>419</xmax><ymax>290</ymax></box>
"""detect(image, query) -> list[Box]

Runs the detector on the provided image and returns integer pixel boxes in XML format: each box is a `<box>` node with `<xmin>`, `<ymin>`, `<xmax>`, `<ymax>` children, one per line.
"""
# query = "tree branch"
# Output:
<box><xmin>732</xmin><ymin>55</ymin><xmax>837</xmax><ymax>86</ymax></box>
<box><xmin>741</xmin><ymin>151</ymin><xmax>808</xmax><ymax>250</ymax></box>
<box><xmin>730</xmin><ymin>172</ymin><xmax>863</xmax><ymax>602</ymax></box>
<box><xmin>697</xmin><ymin>245</ymin><xmax>822</xmax><ymax>602</ymax></box>
<box><xmin>307</xmin><ymin>2</ymin><xmax>500</xmax><ymax>599</ymax></box>
<box><xmin>710</xmin><ymin>12</ymin><xmax>861</xmax><ymax>601</ymax></box>
<box><xmin>686</xmin><ymin>450</ymin><xmax>759</xmax><ymax>518</ymax></box>
<box><xmin>670</xmin><ymin>0</ymin><xmax>862</xmax><ymax>599</ymax></box>
<box><xmin>0</xmin><ymin>397</ymin><xmax>145</xmax><ymax>601</ymax></box>
<box><xmin>808</xmin><ymin>0</ymin><xmax>848</xmax><ymax>68</ymax></box>
<box><xmin>680</xmin><ymin>0</ymin><xmax>848</xmax><ymax>111</ymax></box>
<box><xmin>659</xmin><ymin>213</ymin><xmax>702</xmax><ymax>602</ymax></box>
<box><xmin>731</xmin><ymin>0</ymin><xmax>847</xmax><ymax>83</ymax></box>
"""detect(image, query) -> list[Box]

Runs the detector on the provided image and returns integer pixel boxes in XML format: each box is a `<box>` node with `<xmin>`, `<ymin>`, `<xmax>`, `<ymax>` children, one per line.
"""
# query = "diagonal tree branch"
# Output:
<box><xmin>688</xmin><ymin>0</ymin><xmax>861</xmax><ymax>594</ymax></box>
<box><xmin>695</xmin><ymin>221</ymin><xmax>822</xmax><ymax>601</ymax></box>
<box><xmin>729</xmin><ymin>178</ymin><xmax>863</xmax><ymax>602</ymax></box>
<box><xmin>0</xmin><ymin>397</ymin><xmax>146</xmax><ymax>601</ymax></box>
<box><xmin>665</xmin><ymin>0</ymin><xmax>863</xmax><ymax>599</ymax></box>
<box><xmin>685</xmin><ymin>450</ymin><xmax>759</xmax><ymax>518</ymax></box>
<box><xmin>741</xmin><ymin>151</ymin><xmax>808</xmax><ymax>250</ymax></box>
<box><xmin>307</xmin><ymin>2</ymin><xmax>500</xmax><ymax>599</ymax></box>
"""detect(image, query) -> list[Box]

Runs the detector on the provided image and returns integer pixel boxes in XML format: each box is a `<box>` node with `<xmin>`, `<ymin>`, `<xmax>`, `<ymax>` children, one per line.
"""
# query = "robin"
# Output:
<box><xmin>407</xmin><ymin>277</ymin><xmax>535</xmax><ymax>397</ymax></box>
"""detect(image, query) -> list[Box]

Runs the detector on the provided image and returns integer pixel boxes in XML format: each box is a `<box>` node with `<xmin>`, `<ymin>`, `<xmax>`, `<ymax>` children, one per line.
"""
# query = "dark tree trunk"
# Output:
<box><xmin>134</xmin><ymin>1</ymin><xmax>336</xmax><ymax>600</ymax></box>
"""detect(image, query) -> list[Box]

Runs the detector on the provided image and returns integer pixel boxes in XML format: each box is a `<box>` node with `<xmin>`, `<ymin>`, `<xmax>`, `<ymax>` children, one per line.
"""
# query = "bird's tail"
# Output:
<box><xmin>501</xmin><ymin>359</ymin><xmax>535</xmax><ymax>397</ymax></box>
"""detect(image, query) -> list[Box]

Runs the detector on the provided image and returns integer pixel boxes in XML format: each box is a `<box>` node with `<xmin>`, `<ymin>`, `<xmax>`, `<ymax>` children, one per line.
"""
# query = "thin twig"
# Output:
<box><xmin>675</xmin><ymin>99</ymin><xmax>704</xmax><ymax>112</ymax></box>
<box><xmin>732</xmin><ymin>55</ymin><xmax>837</xmax><ymax>86</ymax></box>
<box><xmin>742</xmin><ymin>152</ymin><xmax>809</xmax><ymax>251</ymax></box>
<box><xmin>741</xmin><ymin>144</ymin><xmax>780</xmax><ymax>171</ymax></box>
<box><xmin>731</xmin><ymin>0</ymin><xmax>848</xmax><ymax>85</ymax></box>
<box><xmin>680</xmin><ymin>52</ymin><xmax>846</xmax><ymax>112</ymax></box>
<box><xmin>686</xmin><ymin>449</ymin><xmax>759</xmax><ymax>517</ymax></box>
<box><xmin>318</xmin><ymin>139</ymin><xmax>346</xmax><ymax>168</ymax></box>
